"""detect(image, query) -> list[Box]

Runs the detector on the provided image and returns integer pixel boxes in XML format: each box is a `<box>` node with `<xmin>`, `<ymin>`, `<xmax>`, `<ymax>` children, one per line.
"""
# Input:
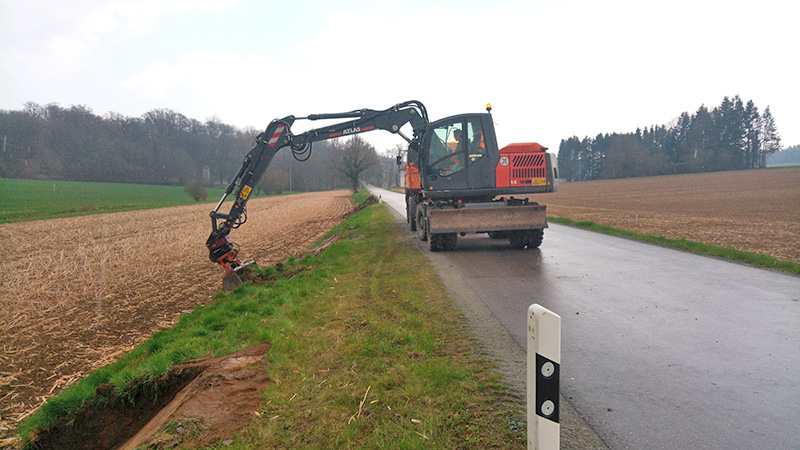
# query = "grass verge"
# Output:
<box><xmin>18</xmin><ymin>190</ymin><xmax>523</xmax><ymax>449</ymax></box>
<box><xmin>549</xmin><ymin>216</ymin><xmax>800</xmax><ymax>276</ymax></box>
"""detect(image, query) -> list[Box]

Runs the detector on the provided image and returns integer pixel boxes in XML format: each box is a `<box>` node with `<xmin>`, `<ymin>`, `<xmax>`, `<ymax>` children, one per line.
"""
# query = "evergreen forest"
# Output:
<box><xmin>557</xmin><ymin>95</ymin><xmax>783</xmax><ymax>181</ymax></box>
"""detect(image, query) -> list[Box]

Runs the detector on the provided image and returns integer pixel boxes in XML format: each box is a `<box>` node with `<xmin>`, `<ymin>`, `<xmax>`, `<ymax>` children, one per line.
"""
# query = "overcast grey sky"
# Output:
<box><xmin>1</xmin><ymin>0</ymin><xmax>796</xmax><ymax>154</ymax></box>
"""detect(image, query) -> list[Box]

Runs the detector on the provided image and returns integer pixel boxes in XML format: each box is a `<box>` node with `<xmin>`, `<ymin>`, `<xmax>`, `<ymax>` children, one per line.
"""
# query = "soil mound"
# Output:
<box><xmin>353</xmin><ymin>194</ymin><xmax>378</xmax><ymax>213</ymax></box>
<box><xmin>31</xmin><ymin>344</ymin><xmax>271</xmax><ymax>450</ymax></box>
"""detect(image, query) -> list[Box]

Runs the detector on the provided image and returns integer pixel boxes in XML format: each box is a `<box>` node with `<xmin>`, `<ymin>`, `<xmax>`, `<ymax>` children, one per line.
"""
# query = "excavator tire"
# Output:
<box><xmin>407</xmin><ymin>196</ymin><xmax>417</xmax><ymax>232</ymax></box>
<box><xmin>416</xmin><ymin>211</ymin><xmax>428</xmax><ymax>242</ymax></box>
<box><xmin>528</xmin><ymin>229</ymin><xmax>544</xmax><ymax>248</ymax></box>
<box><xmin>429</xmin><ymin>232</ymin><xmax>457</xmax><ymax>252</ymax></box>
<box><xmin>443</xmin><ymin>233</ymin><xmax>457</xmax><ymax>250</ymax></box>
<box><xmin>429</xmin><ymin>233</ymin><xmax>444</xmax><ymax>251</ymax></box>
<box><xmin>509</xmin><ymin>229</ymin><xmax>544</xmax><ymax>249</ymax></box>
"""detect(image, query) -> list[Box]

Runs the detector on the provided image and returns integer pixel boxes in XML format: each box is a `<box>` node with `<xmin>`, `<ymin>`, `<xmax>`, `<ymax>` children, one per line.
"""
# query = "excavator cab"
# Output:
<box><xmin>416</xmin><ymin>112</ymin><xmax>557</xmax><ymax>201</ymax></box>
<box><xmin>418</xmin><ymin>113</ymin><xmax>500</xmax><ymax>200</ymax></box>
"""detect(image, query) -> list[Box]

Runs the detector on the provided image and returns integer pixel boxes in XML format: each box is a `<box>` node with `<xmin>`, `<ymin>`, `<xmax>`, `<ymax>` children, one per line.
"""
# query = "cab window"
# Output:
<box><xmin>427</xmin><ymin>121</ymin><xmax>465</xmax><ymax>176</ymax></box>
<box><xmin>467</xmin><ymin>119</ymin><xmax>486</xmax><ymax>158</ymax></box>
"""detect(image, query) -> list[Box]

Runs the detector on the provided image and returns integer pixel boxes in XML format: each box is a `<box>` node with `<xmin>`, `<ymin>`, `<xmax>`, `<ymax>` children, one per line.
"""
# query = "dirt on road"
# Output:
<box><xmin>0</xmin><ymin>191</ymin><xmax>354</xmax><ymax>442</ymax></box>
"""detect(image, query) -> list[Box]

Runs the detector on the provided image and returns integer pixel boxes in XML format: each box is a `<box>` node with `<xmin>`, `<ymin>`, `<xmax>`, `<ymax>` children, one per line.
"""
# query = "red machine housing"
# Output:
<box><xmin>495</xmin><ymin>143</ymin><xmax>548</xmax><ymax>188</ymax></box>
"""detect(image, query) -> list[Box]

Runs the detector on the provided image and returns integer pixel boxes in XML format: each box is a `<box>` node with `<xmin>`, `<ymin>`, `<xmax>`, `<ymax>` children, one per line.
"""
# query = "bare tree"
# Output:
<box><xmin>331</xmin><ymin>135</ymin><xmax>378</xmax><ymax>193</ymax></box>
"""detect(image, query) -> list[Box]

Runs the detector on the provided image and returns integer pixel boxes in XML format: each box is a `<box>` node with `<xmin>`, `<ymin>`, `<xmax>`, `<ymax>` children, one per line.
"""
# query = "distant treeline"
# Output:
<box><xmin>0</xmin><ymin>102</ymin><xmax>401</xmax><ymax>191</ymax></box>
<box><xmin>767</xmin><ymin>145</ymin><xmax>800</xmax><ymax>166</ymax></box>
<box><xmin>558</xmin><ymin>95</ymin><xmax>782</xmax><ymax>181</ymax></box>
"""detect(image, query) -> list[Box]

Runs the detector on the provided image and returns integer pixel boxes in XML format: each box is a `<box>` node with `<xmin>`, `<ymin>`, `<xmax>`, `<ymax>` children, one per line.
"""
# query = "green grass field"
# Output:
<box><xmin>0</xmin><ymin>178</ymin><xmax>248</xmax><ymax>223</ymax></box>
<box><xmin>766</xmin><ymin>162</ymin><xmax>800</xmax><ymax>168</ymax></box>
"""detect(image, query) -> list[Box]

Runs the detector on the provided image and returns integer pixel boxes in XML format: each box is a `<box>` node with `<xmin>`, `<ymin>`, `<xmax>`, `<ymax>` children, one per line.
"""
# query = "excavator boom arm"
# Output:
<box><xmin>206</xmin><ymin>101</ymin><xmax>428</xmax><ymax>273</ymax></box>
<box><xmin>293</xmin><ymin>101</ymin><xmax>428</xmax><ymax>146</ymax></box>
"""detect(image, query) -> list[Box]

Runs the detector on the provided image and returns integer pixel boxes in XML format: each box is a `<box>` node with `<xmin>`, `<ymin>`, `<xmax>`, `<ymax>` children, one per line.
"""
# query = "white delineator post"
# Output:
<box><xmin>528</xmin><ymin>304</ymin><xmax>561</xmax><ymax>449</ymax></box>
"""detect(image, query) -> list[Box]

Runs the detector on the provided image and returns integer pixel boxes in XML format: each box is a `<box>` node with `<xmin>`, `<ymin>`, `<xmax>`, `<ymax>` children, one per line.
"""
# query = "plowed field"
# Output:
<box><xmin>537</xmin><ymin>167</ymin><xmax>800</xmax><ymax>263</ymax></box>
<box><xmin>0</xmin><ymin>191</ymin><xmax>353</xmax><ymax>440</ymax></box>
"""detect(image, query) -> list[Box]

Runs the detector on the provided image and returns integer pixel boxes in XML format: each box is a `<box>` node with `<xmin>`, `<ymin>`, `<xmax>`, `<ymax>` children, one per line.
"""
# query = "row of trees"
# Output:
<box><xmin>1</xmin><ymin>103</ymin><xmax>254</xmax><ymax>186</ymax></box>
<box><xmin>766</xmin><ymin>144</ymin><xmax>800</xmax><ymax>166</ymax></box>
<box><xmin>14</xmin><ymin>96</ymin><xmax>782</xmax><ymax>192</ymax></box>
<box><xmin>558</xmin><ymin>95</ymin><xmax>782</xmax><ymax>182</ymax></box>
<box><xmin>0</xmin><ymin>102</ymin><xmax>403</xmax><ymax>193</ymax></box>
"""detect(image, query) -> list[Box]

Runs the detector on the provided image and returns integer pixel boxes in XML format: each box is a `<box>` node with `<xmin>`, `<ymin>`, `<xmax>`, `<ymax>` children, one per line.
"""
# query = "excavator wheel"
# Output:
<box><xmin>443</xmin><ymin>233</ymin><xmax>457</xmax><ymax>250</ymax></box>
<box><xmin>416</xmin><ymin>211</ymin><xmax>428</xmax><ymax>242</ymax></box>
<box><xmin>528</xmin><ymin>229</ymin><xmax>544</xmax><ymax>248</ymax></box>
<box><xmin>407</xmin><ymin>197</ymin><xmax>417</xmax><ymax>232</ymax></box>
<box><xmin>429</xmin><ymin>233</ymin><xmax>444</xmax><ymax>251</ymax></box>
<box><xmin>429</xmin><ymin>232</ymin><xmax>457</xmax><ymax>252</ymax></box>
<box><xmin>509</xmin><ymin>229</ymin><xmax>544</xmax><ymax>249</ymax></box>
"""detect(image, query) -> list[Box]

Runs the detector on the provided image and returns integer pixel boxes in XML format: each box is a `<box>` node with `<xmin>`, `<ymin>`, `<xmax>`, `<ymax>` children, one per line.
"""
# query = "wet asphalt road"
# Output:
<box><xmin>368</xmin><ymin>186</ymin><xmax>800</xmax><ymax>450</ymax></box>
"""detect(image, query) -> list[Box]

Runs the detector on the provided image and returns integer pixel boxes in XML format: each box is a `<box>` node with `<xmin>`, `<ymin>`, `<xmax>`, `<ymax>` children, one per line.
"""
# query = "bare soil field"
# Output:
<box><xmin>536</xmin><ymin>166</ymin><xmax>800</xmax><ymax>263</ymax></box>
<box><xmin>0</xmin><ymin>191</ymin><xmax>353</xmax><ymax>442</ymax></box>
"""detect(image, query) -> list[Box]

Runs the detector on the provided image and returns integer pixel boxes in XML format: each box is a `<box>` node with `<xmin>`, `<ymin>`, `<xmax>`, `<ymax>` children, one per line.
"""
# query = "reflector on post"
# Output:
<box><xmin>528</xmin><ymin>304</ymin><xmax>561</xmax><ymax>449</ymax></box>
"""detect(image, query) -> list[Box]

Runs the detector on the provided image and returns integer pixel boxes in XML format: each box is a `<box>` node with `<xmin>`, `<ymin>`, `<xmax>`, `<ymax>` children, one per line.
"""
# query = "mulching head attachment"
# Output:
<box><xmin>207</xmin><ymin>234</ymin><xmax>256</xmax><ymax>291</ymax></box>
<box><xmin>221</xmin><ymin>260</ymin><xmax>255</xmax><ymax>291</ymax></box>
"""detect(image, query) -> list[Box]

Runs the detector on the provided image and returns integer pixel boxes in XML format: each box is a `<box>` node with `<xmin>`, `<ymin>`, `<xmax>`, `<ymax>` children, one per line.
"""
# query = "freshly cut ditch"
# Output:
<box><xmin>30</xmin><ymin>344</ymin><xmax>272</xmax><ymax>450</ymax></box>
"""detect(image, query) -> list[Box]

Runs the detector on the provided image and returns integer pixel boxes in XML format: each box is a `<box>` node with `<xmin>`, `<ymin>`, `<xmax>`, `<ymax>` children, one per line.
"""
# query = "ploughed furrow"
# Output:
<box><xmin>0</xmin><ymin>191</ymin><xmax>353</xmax><ymax>439</ymax></box>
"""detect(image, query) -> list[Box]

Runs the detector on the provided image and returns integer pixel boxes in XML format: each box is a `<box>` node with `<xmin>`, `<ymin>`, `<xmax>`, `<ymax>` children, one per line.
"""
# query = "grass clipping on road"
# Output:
<box><xmin>18</xmin><ymin>192</ymin><xmax>523</xmax><ymax>449</ymax></box>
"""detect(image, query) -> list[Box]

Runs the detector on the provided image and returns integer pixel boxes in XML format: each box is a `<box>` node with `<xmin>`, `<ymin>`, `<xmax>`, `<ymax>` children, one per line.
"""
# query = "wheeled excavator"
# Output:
<box><xmin>206</xmin><ymin>101</ymin><xmax>558</xmax><ymax>287</ymax></box>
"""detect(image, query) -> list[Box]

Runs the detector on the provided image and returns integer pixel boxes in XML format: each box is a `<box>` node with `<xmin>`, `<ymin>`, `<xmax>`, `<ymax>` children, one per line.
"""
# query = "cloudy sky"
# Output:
<box><xmin>1</xmin><ymin>0</ymin><xmax>796</xmax><ymax>154</ymax></box>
